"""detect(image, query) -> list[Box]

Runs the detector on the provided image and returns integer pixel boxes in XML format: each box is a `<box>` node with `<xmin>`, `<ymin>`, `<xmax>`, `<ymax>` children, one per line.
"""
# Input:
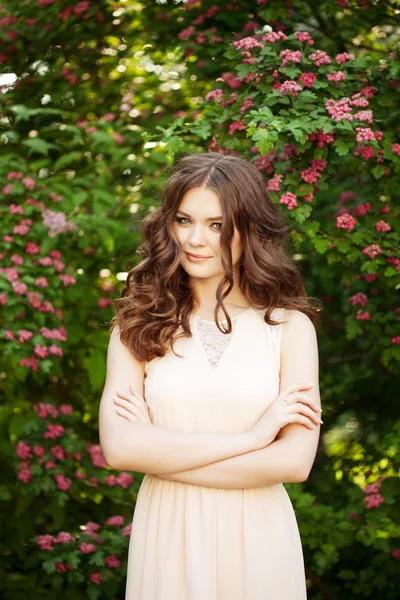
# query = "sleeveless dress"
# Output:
<box><xmin>124</xmin><ymin>306</ymin><xmax>307</xmax><ymax>599</ymax></box>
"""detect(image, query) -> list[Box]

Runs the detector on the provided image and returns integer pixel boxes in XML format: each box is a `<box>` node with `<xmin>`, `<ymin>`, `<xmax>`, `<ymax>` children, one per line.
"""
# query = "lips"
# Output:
<box><xmin>185</xmin><ymin>252</ymin><xmax>210</xmax><ymax>258</ymax></box>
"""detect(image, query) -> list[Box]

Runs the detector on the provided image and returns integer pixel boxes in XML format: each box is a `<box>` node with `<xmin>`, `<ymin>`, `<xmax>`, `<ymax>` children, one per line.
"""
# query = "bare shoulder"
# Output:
<box><xmin>281</xmin><ymin>309</ymin><xmax>317</xmax><ymax>357</ymax></box>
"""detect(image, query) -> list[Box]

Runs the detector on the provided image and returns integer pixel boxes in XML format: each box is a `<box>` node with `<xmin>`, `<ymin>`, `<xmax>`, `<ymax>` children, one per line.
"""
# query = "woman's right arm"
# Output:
<box><xmin>99</xmin><ymin>326</ymin><xmax>258</xmax><ymax>474</ymax></box>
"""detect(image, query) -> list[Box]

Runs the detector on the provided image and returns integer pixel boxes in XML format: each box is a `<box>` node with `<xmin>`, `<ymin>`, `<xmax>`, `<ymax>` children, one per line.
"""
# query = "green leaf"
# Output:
<box><xmin>87</xmin><ymin>349</ymin><xmax>106</xmax><ymax>391</ymax></box>
<box><xmin>314</xmin><ymin>238</ymin><xmax>331</xmax><ymax>254</ymax></box>
<box><xmin>21</xmin><ymin>138</ymin><xmax>58</xmax><ymax>156</ymax></box>
<box><xmin>372</xmin><ymin>165</ymin><xmax>385</xmax><ymax>179</ymax></box>
<box><xmin>54</xmin><ymin>152</ymin><xmax>82</xmax><ymax>171</ymax></box>
<box><xmin>334</xmin><ymin>139</ymin><xmax>351</xmax><ymax>156</ymax></box>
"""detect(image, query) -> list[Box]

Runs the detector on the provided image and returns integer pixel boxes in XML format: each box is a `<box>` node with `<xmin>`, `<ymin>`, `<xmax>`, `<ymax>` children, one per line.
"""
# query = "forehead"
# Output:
<box><xmin>177</xmin><ymin>187</ymin><xmax>222</xmax><ymax>216</ymax></box>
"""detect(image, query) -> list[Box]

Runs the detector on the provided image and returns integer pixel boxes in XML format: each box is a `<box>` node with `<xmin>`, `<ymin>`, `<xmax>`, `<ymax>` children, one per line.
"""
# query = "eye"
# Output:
<box><xmin>174</xmin><ymin>217</ymin><xmax>222</xmax><ymax>231</ymax></box>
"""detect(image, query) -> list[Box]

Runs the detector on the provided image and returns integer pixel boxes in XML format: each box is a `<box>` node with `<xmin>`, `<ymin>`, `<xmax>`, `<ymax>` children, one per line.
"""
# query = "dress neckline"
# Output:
<box><xmin>192</xmin><ymin>306</ymin><xmax>254</xmax><ymax>323</ymax></box>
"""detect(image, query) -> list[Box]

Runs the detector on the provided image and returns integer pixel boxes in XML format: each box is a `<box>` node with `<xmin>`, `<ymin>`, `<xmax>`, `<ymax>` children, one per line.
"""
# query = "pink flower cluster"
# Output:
<box><xmin>363</xmin><ymin>476</ymin><xmax>386</xmax><ymax>510</ymax></box>
<box><xmin>392</xmin><ymin>143</ymin><xmax>400</xmax><ymax>156</ymax></box>
<box><xmin>262</xmin><ymin>31</ymin><xmax>288</xmax><ymax>43</ymax></box>
<box><xmin>279</xmin><ymin>49</ymin><xmax>302</xmax><ymax>67</ymax></box>
<box><xmin>299</xmin><ymin>72</ymin><xmax>316</xmax><ymax>88</ymax></box>
<box><xmin>308</xmin><ymin>129</ymin><xmax>335</xmax><ymax>147</ymax></box>
<box><xmin>295</xmin><ymin>31</ymin><xmax>314</xmax><ymax>46</ymax></box>
<box><xmin>205</xmin><ymin>88</ymin><xmax>223</xmax><ymax>102</ymax></box>
<box><xmin>301</xmin><ymin>158</ymin><xmax>327</xmax><ymax>184</ymax></box>
<box><xmin>232</xmin><ymin>36</ymin><xmax>264</xmax><ymax>51</ymax></box>
<box><xmin>326</xmin><ymin>71</ymin><xmax>345</xmax><ymax>82</ymax></box>
<box><xmin>279</xmin><ymin>80</ymin><xmax>302</xmax><ymax>97</ymax></box>
<box><xmin>279</xmin><ymin>192</ymin><xmax>298</xmax><ymax>210</ymax></box>
<box><xmin>362</xmin><ymin>244</ymin><xmax>383</xmax><ymax>259</ymax></box>
<box><xmin>336</xmin><ymin>213</ymin><xmax>356</xmax><ymax>232</ymax></box>
<box><xmin>349</xmin><ymin>292</ymin><xmax>368</xmax><ymax>308</ymax></box>
<box><xmin>309</xmin><ymin>50</ymin><xmax>331</xmax><ymax>67</ymax></box>
<box><xmin>335</xmin><ymin>52</ymin><xmax>351</xmax><ymax>64</ymax></box>
<box><xmin>228</xmin><ymin>119</ymin><xmax>247</xmax><ymax>135</ymax></box>
<box><xmin>355</xmin><ymin>127</ymin><xmax>383</xmax><ymax>143</ymax></box>
<box><xmin>267</xmin><ymin>173</ymin><xmax>284</xmax><ymax>192</ymax></box>
<box><xmin>376</xmin><ymin>220</ymin><xmax>391</xmax><ymax>232</ymax></box>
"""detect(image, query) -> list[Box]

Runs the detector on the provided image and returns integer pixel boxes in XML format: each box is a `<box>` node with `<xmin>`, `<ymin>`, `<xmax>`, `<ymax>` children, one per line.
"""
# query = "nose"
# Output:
<box><xmin>189</xmin><ymin>225</ymin><xmax>207</xmax><ymax>247</ymax></box>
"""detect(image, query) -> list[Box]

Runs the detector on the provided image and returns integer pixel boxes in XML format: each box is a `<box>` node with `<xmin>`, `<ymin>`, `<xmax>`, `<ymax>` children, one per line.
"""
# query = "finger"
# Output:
<box><xmin>291</xmin><ymin>392</ymin><xmax>321</xmax><ymax>413</ymax></box>
<box><xmin>287</xmin><ymin>402</ymin><xmax>323</xmax><ymax>426</ymax></box>
<box><xmin>283</xmin><ymin>391</ymin><xmax>321</xmax><ymax>413</ymax></box>
<box><xmin>286</xmin><ymin>413</ymin><xmax>319</xmax><ymax>430</ymax></box>
<box><xmin>130</xmin><ymin>383</ymin><xmax>146</xmax><ymax>402</ymax></box>
<box><xmin>114</xmin><ymin>396</ymin><xmax>148</xmax><ymax>420</ymax></box>
<box><xmin>284</xmin><ymin>382</ymin><xmax>316</xmax><ymax>396</ymax></box>
<box><xmin>115</xmin><ymin>407</ymin><xmax>138</xmax><ymax>422</ymax></box>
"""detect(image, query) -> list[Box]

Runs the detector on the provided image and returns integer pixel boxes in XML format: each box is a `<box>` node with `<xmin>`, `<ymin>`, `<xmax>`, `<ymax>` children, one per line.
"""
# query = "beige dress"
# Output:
<box><xmin>125</xmin><ymin>307</ymin><xmax>307</xmax><ymax>599</ymax></box>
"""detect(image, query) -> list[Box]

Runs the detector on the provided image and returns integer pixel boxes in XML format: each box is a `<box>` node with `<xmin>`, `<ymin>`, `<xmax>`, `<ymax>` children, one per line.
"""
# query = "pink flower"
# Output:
<box><xmin>16</xmin><ymin>441</ymin><xmax>32</xmax><ymax>460</ymax></box>
<box><xmin>221</xmin><ymin>72</ymin><xmax>242</xmax><ymax>89</ymax></box>
<box><xmin>121</xmin><ymin>523</ymin><xmax>132</xmax><ymax>537</ymax></box>
<box><xmin>362</xmin><ymin>244</ymin><xmax>383</xmax><ymax>259</ymax></box>
<box><xmin>43</xmin><ymin>423</ymin><xmax>65</xmax><ymax>440</ymax></box>
<box><xmin>262</xmin><ymin>31</ymin><xmax>288</xmax><ymax>43</ymax></box>
<box><xmin>299</xmin><ymin>72</ymin><xmax>316</xmax><ymax>88</ymax></box>
<box><xmin>9</xmin><ymin>204</ymin><xmax>24</xmax><ymax>215</ymax></box>
<box><xmin>376</xmin><ymin>220</ymin><xmax>391</xmax><ymax>232</ymax></box>
<box><xmin>356</xmin><ymin>311</ymin><xmax>370</xmax><ymax>321</ymax></box>
<box><xmin>295</xmin><ymin>31</ymin><xmax>314</xmax><ymax>45</ymax></box>
<box><xmin>80</xmin><ymin>542</ymin><xmax>97</xmax><ymax>554</ymax></box>
<box><xmin>325</xmin><ymin>98</ymin><xmax>353</xmax><ymax>121</ymax></box>
<box><xmin>232</xmin><ymin>36</ymin><xmax>264</xmax><ymax>51</ymax></box>
<box><xmin>228</xmin><ymin>120</ymin><xmax>246</xmax><ymax>135</ymax></box>
<box><xmin>116</xmin><ymin>472</ymin><xmax>134</xmax><ymax>488</ymax></box>
<box><xmin>54</xmin><ymin>473</ymin><xmax>72</xmax><ymax>491</ymax></box>
<box><xmin>309</xmin><ymin>50</ymin><xmax>331</xmax><ymax>67</ymax></box>
<box><xmin>22</xmin><ymin>177</ymin><xmax>35</xmax><ymax>190</ymax></box>
<box><xmin>18</xmin><ymin>461</ymin><xmax>32</xmax><ymax>483</ymax></box>
<box><xmin>279</xmin><ymin>192</ymin><xmax>298</xmax><ymax>210</ymax></box>
<box><xmin>37</xmin><ymin>534</ymin><xmax>55</xmax><ymax>551</ymax></box>
<box><xmin>336</xmin><ymin>213</ymin><xmax>356</xmax><ymax>232</ymax></box>
<box><xmin>240</xmin><ymin>97</ymin><xmax>255</xmax><ymax>113</ymax></box>
<box><xmin>364</xmin><ymin>493</ymin><xmax>384</xmax><ymax>509</ymax></box>
<box><xmin>391</xmin><ymin>549</ymin><xmax>400</xmax><ymax>560</ymax></box>
<box><xmin>355</xmin><ymin>127</ymin><xmax>379</xmax><ymax>143</ymax></box>
<box><xmin>326</xmin><ymin>71</ymin><xmax>345</xmax><ymax>82</ymax></box>
<box><xmin>51</xmin><ymin>445</ymin><xmax>65</xmax><ymax>460</ymax></box>
<box><xmin>54</xmin><ymin>531</ymin><xmax>77</xmax><ymax>544</ymax></box>
<box><xmin>355</xmin><ymin>202</ymin><xmax>371</xmax><ymax>216</ymax></box>
<box><xmin>392</xmin><ymin>336</ymin><xmax>400</xmax><ymax>345</ymax></box>
<box><xmin>104</xmin><ymin>555</ymin><xmax>121</xmax><ymax>568</ymax></box>
<box><xmin>205</xmin><ymin>88</ymin><xmax>224</xmax><ymax>102</ymax></box>
<box><xmin>106</xmin><ymin>515</ymin><xmax>125</xmax><ymax>526</ymax></box>
<box><xmin>90</xmin><ymin>573</ymin><xmax>102</xmax><ymax>585</ymax></box>
<box><xmin>335</xmin><ymin>52</ymin><xmax>351</xmax><ymax>64</ymax></box>
<box><xmin>279</xmin><ymin>49</ymin><xmax>302</xmax><ymax>67</ymax></box>
<box><xmin>354</xmin><ymin>110</ymin><xmax>373</xmax><ymax>123</ymax></box>
<box><xmin>391</xmin><ymin>143</ymin><xmax>400</xmax><ymax>156</ymax></box>
<box><xmin>267</xmin><ymin>174</ymin><xmax>283</xmax><ymax>192</ymax></box>
<box><xmin>349</xmin><ymin>292</ymin><xmax>368</xmax><ymax>308</ymax></box>
<box><xmin>87</xmin><ymin>443</ymin><xmax>107</xmax><ymax>468</ymax></box>
<box><xmin>279</xmin><ymin>80</ymin><xmax>302</xmax><ymax>97</ymax></box>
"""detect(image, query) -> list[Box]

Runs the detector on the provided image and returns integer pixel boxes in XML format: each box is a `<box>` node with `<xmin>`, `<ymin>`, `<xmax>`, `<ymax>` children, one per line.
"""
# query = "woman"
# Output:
<box><xmin>99</xmin><ymin>152</ymin><xmax>323</xmax><ymax>599</ymax></box>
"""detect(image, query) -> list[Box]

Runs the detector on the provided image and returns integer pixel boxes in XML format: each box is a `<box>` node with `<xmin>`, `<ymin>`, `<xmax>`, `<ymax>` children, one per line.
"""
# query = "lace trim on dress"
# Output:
<box><xmin>195</xmin><ymin>308</ymin><xmax>284</xmax><ymax>370</ymax></box>
<box><xmin>195</xmin><ymin>315</ymin><xmax>239</xmax><ymax>370</ymax></box>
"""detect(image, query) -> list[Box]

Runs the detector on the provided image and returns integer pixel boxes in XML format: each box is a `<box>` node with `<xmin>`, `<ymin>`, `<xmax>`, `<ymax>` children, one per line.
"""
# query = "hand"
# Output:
<box><xmin>113</xmin><ymin>383</ymin><xmax>153</xmax><ymax>424</ymax></box>
<box><xmin>248</xmin><ymin>383</ymin><xmax>322</xmax><ymax>450</ymax></box>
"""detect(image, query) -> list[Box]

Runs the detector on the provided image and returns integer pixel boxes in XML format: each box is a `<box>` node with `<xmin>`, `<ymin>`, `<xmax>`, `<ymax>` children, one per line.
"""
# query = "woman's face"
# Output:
<box><xmin>172</xmin><ymin>187</ymin><xmax>243</xmax><ymax>279</ymax></box>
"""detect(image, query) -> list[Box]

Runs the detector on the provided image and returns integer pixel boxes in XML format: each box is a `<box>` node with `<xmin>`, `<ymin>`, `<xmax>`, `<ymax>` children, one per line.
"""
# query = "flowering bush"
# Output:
<box><xmin>1</xmin><ymin>0</ymin><xmax>399</xmax><ymax>598</ymax></box>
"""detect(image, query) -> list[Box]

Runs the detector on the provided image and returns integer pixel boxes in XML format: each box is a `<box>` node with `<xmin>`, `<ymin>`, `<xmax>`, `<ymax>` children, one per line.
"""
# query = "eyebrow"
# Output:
<box><xmin>176</xmin><ymin>210</ymin><xmax>223</xmax><ymax>221</ymax></box>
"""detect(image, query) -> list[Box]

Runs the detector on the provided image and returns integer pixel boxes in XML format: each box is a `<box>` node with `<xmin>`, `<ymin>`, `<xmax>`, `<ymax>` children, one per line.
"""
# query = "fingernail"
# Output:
<box><xmin>319</xmin><ymin>419</ymin><xmax>323</xmax><ymax>424</ymax></box>
<box><xmin>116</xmin><ymin>388</ymin><xmax>119</xmax><ymax>393</ymax></box>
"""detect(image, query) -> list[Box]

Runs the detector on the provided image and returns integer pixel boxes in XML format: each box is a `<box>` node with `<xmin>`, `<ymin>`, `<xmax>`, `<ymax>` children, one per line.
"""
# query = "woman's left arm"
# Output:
<box><xmin>157</xmin><ymin>309</ymin><xmax>322</xmax><ymax>489</ymax></box>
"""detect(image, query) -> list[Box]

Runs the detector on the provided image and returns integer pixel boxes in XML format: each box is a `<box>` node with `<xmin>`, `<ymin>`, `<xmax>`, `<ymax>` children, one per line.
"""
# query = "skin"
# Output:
<box><xmin>171</xmin><ymin>186</ymin><xmax>249</xmax><ymax>319</ymax></box>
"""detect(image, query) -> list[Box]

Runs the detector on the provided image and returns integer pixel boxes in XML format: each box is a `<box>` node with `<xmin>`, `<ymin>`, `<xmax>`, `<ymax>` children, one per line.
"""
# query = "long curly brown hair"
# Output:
<box><xmin>109</xmin><ymin>152</ymin><xmax>322</xmax><ymax>362</ymax></box>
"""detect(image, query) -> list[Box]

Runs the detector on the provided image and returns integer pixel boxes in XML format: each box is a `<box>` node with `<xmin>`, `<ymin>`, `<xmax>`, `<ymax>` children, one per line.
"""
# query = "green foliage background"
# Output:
<box><xmin>0</xmin><ymin>1</ymin><xmax>399</xmax><ymax>598</ymax></box>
